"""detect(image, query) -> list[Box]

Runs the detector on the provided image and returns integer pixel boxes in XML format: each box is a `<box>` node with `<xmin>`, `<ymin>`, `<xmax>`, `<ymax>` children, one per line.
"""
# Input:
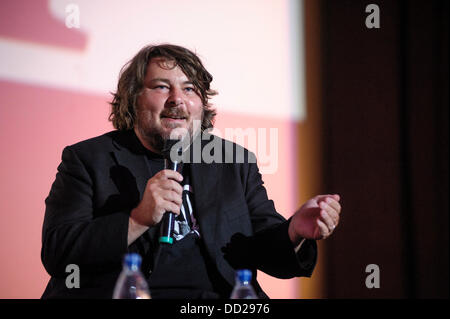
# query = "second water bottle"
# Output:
<box><xmin>113</xmin><ymin>253</ymin><xmax>151</xmax><ymax>299</ymax></box>
<box><xmin>230</xmin><ymin>269</ymin><xmax>258</xmax><ymax>299</ymax></box>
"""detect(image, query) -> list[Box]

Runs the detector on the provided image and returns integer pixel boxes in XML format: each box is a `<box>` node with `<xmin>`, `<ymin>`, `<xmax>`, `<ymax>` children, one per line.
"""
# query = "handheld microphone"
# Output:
<box><xmin>159</xmin><ymin>139</ymin><xmax>183</xmax><ymax>245</ymax></box>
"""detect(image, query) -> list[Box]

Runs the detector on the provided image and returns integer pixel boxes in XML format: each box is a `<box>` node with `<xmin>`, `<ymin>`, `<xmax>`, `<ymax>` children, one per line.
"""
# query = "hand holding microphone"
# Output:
<box><xmin>128</xmin><ymin>140</ymin><xmax>184</xmax><ymax>244</ymax></box>
<box><xmin>159</xmin><ymin>139</ymin><xmax>184</xmax><ymax>244</ymax></box>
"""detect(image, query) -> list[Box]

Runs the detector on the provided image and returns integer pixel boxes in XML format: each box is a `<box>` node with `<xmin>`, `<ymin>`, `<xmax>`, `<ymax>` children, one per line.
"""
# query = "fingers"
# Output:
<box><xmin>160</xmin><ymin>179</ymin><xmax>183</xmax><ymax>196</ymax></box>
<box><xmin>147</xmin><ymin>170</ymin><xmax>184</xmax><ymax>214</ymax></box>
<box><xmin>158</xmin><ymin>169</ymin><xmax>183</xmax><ymax>183</ymax></box>
<box><xmin>316</xmin><ymin>219</ymin><xmax>330</xmax><ymax>239</ymax></box>
<box><xmin>316</xmin><ymin>194</ymin><xmax>341</xmax><ymax>206</ymax></box>
<box><xmin>317</xmin><ymin>194</ymin><xmax>342</xmax><ymax>222</ymax></box>
<box><xmin>320</xmin><ymin>209</ymin><xmax>336</xmax><ymax>231</ymax></box>
<box><xmin>315</xmin><ymin>194</ymin><xmax>336</xmax><ymax>202</ymax></box>
<box><xmin>154</xmin><ymin>168</ymin><xmax>183</xmax><ymax>195</ymax></box>
<box><xmin>318</xmin><ymin>196</ymin><xmax>342</xmax><ymax>236</ymax></box>
<box><xmin>294</xmin><ymin>194</ymin><xmax>342</xmax><ymax>240</ymax></box>
<box><xmin>164</xmin><ymin>200</ymin><xmax>182</xmax><ymax>215</ymax></box>
<box><xmin>161</xmin><ymin>190</ymin><xmax>183</xmax><ymax>213</ymax></box>
<box><xmin>150</xmin><ymin>190</ymin><xmax>181</xmax><ymax>216</ymax></box>
<box><xmin>159</xmin><ymin>174</ymin><xmax>183</xmax><ymax>214</ymax></box>
<box><xmin>319</xmin><ymin>201</ymin><xmax>340</xmax><ymax>226</ymax></box>
<box><xmin>327</xmin><ymin>197</ymin><xmax>341</xmax><ymax>215</ymax></box>
<box><xmin>332</xmin><ymin>194</ymin><xmax>340</xmax><ymax>202</ymax></box>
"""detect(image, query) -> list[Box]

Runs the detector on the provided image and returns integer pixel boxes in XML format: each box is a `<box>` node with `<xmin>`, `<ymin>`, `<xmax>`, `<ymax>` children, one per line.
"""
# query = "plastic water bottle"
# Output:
<box><xmin>113</xmin><ymin>253</ymin><xmax>151</xmax><ymax>299</ymax></box>
<box><xmin>230</xmin><ymin>269</ymin><xmax>258</xmax><ymax>299</ymax></box>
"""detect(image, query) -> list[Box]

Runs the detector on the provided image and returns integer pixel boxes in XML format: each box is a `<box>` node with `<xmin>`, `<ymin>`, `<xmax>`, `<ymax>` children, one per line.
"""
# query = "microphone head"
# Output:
<box><xmin>162</xmin><ymin>139</ymin><xmax>184</xmax><ymax>168</ymax></box>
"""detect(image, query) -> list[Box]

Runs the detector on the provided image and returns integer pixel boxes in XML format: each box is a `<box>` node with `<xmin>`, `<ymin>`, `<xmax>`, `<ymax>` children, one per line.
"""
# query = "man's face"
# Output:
<box><xmin>135</xmin><ymin>57</ymin><xmax>203</xmax><ymax>152</ymax></box>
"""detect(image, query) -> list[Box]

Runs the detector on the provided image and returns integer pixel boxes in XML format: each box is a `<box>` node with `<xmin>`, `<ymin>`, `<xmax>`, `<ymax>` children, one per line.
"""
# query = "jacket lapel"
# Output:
<box><xmin>110</xmin><ymin>130</ymin><xmax>161</xmax><ymax>246</ymax></box>
<box><xmin>188</xmin><ymin>132</ymin><xmax>227</xmax><ymax>278</ymax></box>
<box><xmin>110</xmin><ymin>130</ymin><xmax>151</xmax><ymax>200</ymax></box>
<box><xmin>190</xmin><ymin>161</ymin><xmax>220</xmax><ymax>258</ymax></box>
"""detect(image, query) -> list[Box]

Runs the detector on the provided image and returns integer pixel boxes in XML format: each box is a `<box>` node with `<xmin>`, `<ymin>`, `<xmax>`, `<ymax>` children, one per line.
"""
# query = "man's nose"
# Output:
<box><xmin>166</xmin><ymin>88</ymin><xmax>183</xmax><ymax>107</ymax></box>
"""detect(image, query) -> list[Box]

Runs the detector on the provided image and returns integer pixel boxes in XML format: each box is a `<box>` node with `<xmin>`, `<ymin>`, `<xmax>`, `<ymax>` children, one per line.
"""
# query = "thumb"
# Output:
<box><xmin>314</xmin><ymin>194</ymin><xmax>336</xmax><ymax>203</ymax></box>
<box><xmin>332</xmin><ymin>194</ymin><xmax>340</xmax><ymax>201</ymax></box>
<box><xmin>314</xmin><ymin>194</ymin><xmax>341</xmax><ymax>205</ymax></box>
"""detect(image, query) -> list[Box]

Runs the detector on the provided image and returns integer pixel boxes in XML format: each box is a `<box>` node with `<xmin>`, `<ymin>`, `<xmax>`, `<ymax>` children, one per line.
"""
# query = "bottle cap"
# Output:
<box><xmin>237</xmin><ymin>269</ymin><xmax>252</xmax><ymax>283</ymax></box>
<box><xmin>124</xmin><ymin>253</ymin><xmax>141</xmax><ymax>270</ymax></box>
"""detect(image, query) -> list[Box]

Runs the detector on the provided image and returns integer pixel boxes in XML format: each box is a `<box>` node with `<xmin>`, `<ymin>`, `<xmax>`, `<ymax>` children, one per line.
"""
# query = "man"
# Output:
<box><xmin>41</xmin><ymin>44</ymin><xmax>341</xmax><ymax>298</ymax></box>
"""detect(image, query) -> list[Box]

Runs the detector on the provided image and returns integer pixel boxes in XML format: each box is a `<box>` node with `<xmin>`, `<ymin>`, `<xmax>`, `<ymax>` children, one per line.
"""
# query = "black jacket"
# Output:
<box><xmin>41</xmin><ymin>130</ymin><xmax>317</xmax><ymax>298</ymax></box>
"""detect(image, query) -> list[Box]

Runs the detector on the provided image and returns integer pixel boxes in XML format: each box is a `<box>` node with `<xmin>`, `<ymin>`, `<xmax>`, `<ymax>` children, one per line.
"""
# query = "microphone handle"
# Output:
<box><xmin>159</xmin><ymin>159</ymin><xmax>182</xmax><ymax>245</ymax></box>
<box><xmin>159</xmin><ymin>211</ymin><xmax>175</xmax><ymax>244</ymax></box>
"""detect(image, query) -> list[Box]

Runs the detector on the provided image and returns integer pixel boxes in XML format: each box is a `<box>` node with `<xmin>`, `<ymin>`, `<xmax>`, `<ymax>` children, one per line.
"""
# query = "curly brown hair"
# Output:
<box><xmin>109</xmin><ymin>44</ymin><xmax>217</xmax><ymax>131</ymax></box>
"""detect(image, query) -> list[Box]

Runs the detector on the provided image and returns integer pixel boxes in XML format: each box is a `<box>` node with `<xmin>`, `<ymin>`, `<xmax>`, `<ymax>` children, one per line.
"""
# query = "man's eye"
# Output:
<box><xmin>184</xmin><ymin>87</ymin><xmax>195</xmax><ymax>92</ymax></box>
<box><xmin>154</xmin><ymin>85</ymin><xmax>168</xmax><ymax>90</ymax></box>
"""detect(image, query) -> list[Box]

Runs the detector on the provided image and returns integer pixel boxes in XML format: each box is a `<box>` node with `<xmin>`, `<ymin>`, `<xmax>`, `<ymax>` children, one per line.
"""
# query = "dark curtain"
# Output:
<box><xmin>320</xmin><ymin>0</ymin><xmax>448</xmax><ymax>298</ymax></box>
